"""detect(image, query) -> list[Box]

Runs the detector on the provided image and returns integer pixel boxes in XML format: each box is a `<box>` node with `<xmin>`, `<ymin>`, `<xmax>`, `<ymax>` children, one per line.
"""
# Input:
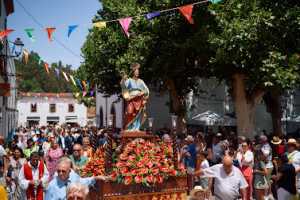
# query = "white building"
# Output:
<box><xmin>0</xmin><ymin>0</ymin><xmax>18</xmax><ymax>138</ymax></box>
<box><xmin>17</xmin><ymin>93</ymin><xmax>87</xmax><ymax>127</ymax></box>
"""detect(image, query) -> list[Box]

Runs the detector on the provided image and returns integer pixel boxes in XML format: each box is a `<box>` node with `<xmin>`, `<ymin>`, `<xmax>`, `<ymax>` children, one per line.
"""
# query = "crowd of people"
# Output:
<box><xmin>181</xmin><ymin>129</ymin><xmax>300</xmax><ymax>200</ymax></box>
<box><xmin>0</xmin><ymin>125</ymin><xmax>110</xmax><ymax>200</ymax></box>
<box><xmin>0</xmin><ymin>124</ymin><xmax>299</xmax><ymax>200</ymax></box>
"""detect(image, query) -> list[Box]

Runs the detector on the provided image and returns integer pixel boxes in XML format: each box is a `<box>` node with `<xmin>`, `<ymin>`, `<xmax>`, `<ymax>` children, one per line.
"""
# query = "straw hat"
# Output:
<box><xmin>190</xmin><ymin>186</ymin><xmax>204</xmax><ymax>197</ymax></box>
<box><xmin>271</xmin><ymin>136</ymin><xmax>282</xmax><ymax>145</ymax></box>
<box><xmin>287</xmin><ymin>138</ymin><xmax>297</xmax><ymax>146</ymax></box>
<box><xmin>185</xmin><ymin>135</ymin><xmax>194</xmax><ymax>142</ymax></box>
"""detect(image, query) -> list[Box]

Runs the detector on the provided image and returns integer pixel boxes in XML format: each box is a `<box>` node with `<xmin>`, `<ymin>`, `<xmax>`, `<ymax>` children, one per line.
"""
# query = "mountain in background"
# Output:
<box><xmin>15</xmin><ymin>51</ymin><xmax>74</xmax><ymax>93</ymax></box>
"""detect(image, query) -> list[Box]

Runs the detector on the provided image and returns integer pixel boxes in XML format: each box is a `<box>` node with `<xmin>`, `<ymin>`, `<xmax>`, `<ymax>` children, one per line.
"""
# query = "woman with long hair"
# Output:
<box><xmin>253</xmin><ymin>150</ymin><xmax>269</xmax><ymax>200</ymax></box>
<box><xmin>8</xmin><ymin>147</ymin><xmax>26</xmax><ymax>200</ymax></box>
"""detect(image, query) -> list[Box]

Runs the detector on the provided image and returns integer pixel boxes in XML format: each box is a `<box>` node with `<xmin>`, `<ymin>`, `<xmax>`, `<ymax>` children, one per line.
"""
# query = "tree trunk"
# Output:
<box><xmin>264</xmin><ymin>89</ymin><xmax>283</xmax><ymax>136</ymax></box>
<box><xmin>232</xmin><ymin>73</ymin><xmax>265</xmax><ymax>138</ymax></box>
<box><xmin>166</xmin><ymin>79</ymin><xmax>186</xmax><ymax>133</ymax></box>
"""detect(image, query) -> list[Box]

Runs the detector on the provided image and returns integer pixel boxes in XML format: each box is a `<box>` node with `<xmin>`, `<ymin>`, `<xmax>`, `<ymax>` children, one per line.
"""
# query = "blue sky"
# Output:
<box><xmin>8</xmin><ymin>0</ymin><xmax>101</xmax><ymax>69</ymax></box>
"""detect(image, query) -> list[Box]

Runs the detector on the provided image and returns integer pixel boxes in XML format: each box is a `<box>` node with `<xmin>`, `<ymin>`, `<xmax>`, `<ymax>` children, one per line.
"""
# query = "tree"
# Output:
<box><xmin>82</xmin><ymin>0</ymin><xmax>214</xmax><ymax>130</ymax></box>
<box><xmin>15</xmin><ymin>51</ymin><xmax>75</xmax><ymax>93</ymax></box>
<box><xmin>208</xmin><ymin>0</ymin><xmax>300</xmax><ymax>137</ymax></box>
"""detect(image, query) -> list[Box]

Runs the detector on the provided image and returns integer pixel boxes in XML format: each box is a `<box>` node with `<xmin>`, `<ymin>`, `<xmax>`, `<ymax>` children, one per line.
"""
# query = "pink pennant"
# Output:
<box><xmin>118</xmin><ymin>17</ymin><xmax>132</xmax><ymax>37</ymax></box>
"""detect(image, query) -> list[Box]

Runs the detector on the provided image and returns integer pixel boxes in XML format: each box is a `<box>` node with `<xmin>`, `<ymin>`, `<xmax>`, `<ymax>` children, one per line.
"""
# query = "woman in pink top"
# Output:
<box><xmin>46</xmin><ymin>136</ymin><xmax>63</xmax><ymax>181</ymax></box>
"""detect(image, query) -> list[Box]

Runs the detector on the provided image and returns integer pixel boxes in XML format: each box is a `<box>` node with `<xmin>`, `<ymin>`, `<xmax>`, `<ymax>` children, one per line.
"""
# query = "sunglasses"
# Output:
<box><xmin>57</xmin><ymin>169</ymin><xmax>68</xmax><ymax>174</ymax></box>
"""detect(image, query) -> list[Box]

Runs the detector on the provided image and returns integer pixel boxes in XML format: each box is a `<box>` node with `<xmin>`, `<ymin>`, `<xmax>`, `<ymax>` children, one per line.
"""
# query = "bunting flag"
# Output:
<box><xmin>209</xmin><ymin>0</ymin><xmax>223</xmax><ymax>3</ymax></box>
<box><xmin>93</xmin><ymin>21</ymin><xmax>107</xmax><ymax>29</ymax></box>
<box><xmin>55</xmin><ymin>68</ymin><xmax>60</xmax><ymax>77</ymax></box>
<box><xmin>90</xmin><ymin>89</ymin><xmax>94</xmax><ymax>96</ymax></box>
<box><xmin>0</xmin><ymin>29</ymin><xmax>14</xmax><ymax>39</ymax></box>
<box><xmin>62</xmin><ymin>71</ymin><xmax>69</xmax><ymax>82</ymax></box>
<box><xmin>22</xmin><ymin>49</ymin><xmax>29</xmax><ymax>64</ymax></box>
<box><xmin>46</xmin><ymin>27</ymin><xmax>56</xmax><ymax>42</ymax></box>
<box><xmin>44</xmin><ymin>62</ymin><xmax>50</xmax><ymax>74</ymax></box>
<box><xmin>34</xmin><ymin>54</ymin><xmax>41</xmax><ymax>63</ymax></box>
<box><xmin>145</xmin><ymin>11</ymin><xmax>161</xmax><ymax>20</ymax></box>
<box><xmin>82</xmin><ymin>80</ymin><xmax>87</xmax><ymax>90</ymax></box>
<box><xmin>69</xmin><ymin>75</ymin><xmax>77</xmax><ymax>86</ymax></box>
<box><xmin>83</xmin><ymin>91</ymin><xmax>87</xmax><ymax>97</ymax></box>
<box><xmin>67</xmin><ymin>25</ymin><xmax>78</xmax><ymax>37</ymax></box>
<box><xmin>179</xmin><ymin>4</ymin><xmax>195</xmax><ymax>24</ymax></box>
<box><xmin>24</xmin><ymin>28</ymin><xmax>35</xmax><ymax>42</ymax></box>
<box><xmin>76</xmin><ymin>78</ymin><xmax>83</xmax><ymax>90</ymax></box>
<box><xmin>118</xmin><ymin>17</ymin><xmax>132</xmax><ymax>37</ymax></box>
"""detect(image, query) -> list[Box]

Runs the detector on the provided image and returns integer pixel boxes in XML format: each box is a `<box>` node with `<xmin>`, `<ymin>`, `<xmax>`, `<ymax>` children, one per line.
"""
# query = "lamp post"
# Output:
<box><xmin>170</xmin><ymin>114</ymin><xmax>179</xmax><ymax>169</ymax></box>
<box><xmin>148</xmin><ymin>117</ymin><xmax>154</xmax><ymax>134</ymax></box>
<box><xmin>0</xmin><ymin>38</ymin><xmax>24</xmax><ymax>137</ymax></box>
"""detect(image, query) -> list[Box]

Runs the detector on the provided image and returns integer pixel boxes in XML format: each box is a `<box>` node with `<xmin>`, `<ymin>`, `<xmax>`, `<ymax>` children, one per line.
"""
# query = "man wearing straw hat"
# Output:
<box><xmin>287</xmin><ymin>138</ymin><xmax>300</xmax><ymax>195</ymax></box>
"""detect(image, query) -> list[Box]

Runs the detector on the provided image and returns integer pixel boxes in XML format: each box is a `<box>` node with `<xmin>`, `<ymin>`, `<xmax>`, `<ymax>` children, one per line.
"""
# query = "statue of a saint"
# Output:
<box><xmin>121</xmin><ymin>63</ymin><xmax>149</xmax><ymax>131</ymax></box>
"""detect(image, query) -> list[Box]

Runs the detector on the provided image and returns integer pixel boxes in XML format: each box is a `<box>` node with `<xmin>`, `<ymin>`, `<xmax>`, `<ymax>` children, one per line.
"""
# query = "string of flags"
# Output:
<box><xmin>0</xmin><ymin>0</ymin><xmax>222</xmax><ymax>40</ymax></box>
<box><xmin>21</xmin><ymin>48</ymin><xmax>96</xmax><ymax>97</ymax></box>
<box><xmin>0</xmin><ymin>0</ymin><xmax>223</xmax><ymax>97</ymax></box>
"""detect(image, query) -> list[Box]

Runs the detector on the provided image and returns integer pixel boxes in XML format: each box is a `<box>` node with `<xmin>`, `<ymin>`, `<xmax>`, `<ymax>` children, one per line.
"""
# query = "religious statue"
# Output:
<box><xmin>121</xmin><ymin>63</ymin><xmax>149</xmax><ymax>131</ymax></box>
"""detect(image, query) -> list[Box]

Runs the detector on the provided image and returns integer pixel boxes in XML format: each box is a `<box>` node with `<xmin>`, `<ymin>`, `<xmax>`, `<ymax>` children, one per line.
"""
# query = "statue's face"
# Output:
<box><xmin>133</xmin><ymin>68</ymin><xmax>139</xmax><ymax>78</ymax></box>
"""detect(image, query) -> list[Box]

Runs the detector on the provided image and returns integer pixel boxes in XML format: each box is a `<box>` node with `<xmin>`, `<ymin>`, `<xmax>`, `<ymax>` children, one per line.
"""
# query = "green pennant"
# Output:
<box><xmin>24</xmin><ymin>28</ymin><xmax>35</xmax><ymax>42</ymax></box>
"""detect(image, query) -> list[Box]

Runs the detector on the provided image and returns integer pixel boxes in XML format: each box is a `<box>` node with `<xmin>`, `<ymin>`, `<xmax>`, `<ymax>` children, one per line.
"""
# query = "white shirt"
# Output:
<box><xmin>201</xmin><ymin>159</ymin><xmax>210</xmax><ymax>169</ymax></box>
<box><xmin>19</xmin><ymin>161</ymin><xmax>49</xmax><ymax>192</ymax></box>
<box><xmin>237</xmin><ymin>150</ymin><xmax>254</xmax><ymax>168</ymax></box>
<box><xmin>261</xmin><ymin>143</ymin><xmax>273</xmax><ymax>168</ymax></box>
<box><xmin>202</xmin><ymin>164</ymin><xmax>248</xmax><ymax>200</ymax></box>
<box><xmin>289</xmin><ymin>150</ymin><xmax>300</xmax><ymax>185</ymax></box>
<box><xmin>0</xmin><ymin>145</ymin><xmax>7</xmax><ymax>157</ymax></box>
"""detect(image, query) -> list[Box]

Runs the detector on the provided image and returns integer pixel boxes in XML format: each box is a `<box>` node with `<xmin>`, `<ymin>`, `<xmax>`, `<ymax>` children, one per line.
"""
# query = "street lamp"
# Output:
<box><xmin>11</xmin><ymin>38</ymin><xmax>24</xmax><ymax>57</ymax></box>
<box><xmin>0</xmin><ymin>37</ymin><xmax>24</xmax><ymax>58</ymax></box>
<box><xmin>148</xmin><ymin>117</ymin><xmax>154</xmax><ymax>134</ymax></box>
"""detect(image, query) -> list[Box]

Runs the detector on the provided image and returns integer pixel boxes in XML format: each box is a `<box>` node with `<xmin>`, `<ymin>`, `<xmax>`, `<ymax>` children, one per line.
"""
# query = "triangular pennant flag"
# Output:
<box><xmin>44</xmin><ymin>62</ymin><xmax>50</xmax><ymax>74</ymax></box>
<box><xmin>209</xmin><ymin>0</ymin><xmax>223</xmax><ymax>4</ymax></box>
<box><xmin>34</xmin><ymin>54</ymin><xmax>41</xmax><ymax>63</ymax></box>
<box><xmin>93</xmin><ymin>21</ymin><xmax>107</xmax><ymax>29</ymax></box>
<box><xmin>145</xmin><ymin>11</ymin><xmax>161</xmax><ymax>20</ymax></box>
<box><xmin>90</xmin><ymin>89</ymin><xmax>94</xmax><ymax>96</ymax></box>
<box><xmin>82</xmin><ymin>80</ymin><xmax>87</xmax><ymax>90</ymax></box>
<box><xmin>62</xmin><ymin>71</ymin><xmax>69</xmax><ymax>82</ymax></box>
<box><xmin>67</xmin><ymin>25</ymin><xmax>78</xmax><ymax>37</ymax></box>
<box><xmin>55</xmin><ymin>68</ymin><xmax>60</xmax><ymax>77</ymax></box>
<box><xmin>0</xmin><ymin>29</ymin><xmax>14</xmax><ymax>39</ymax></box>
<box><xmin>23</xmin><ymin>49</ymin><xmax>29</xmax><ymax>64</ymax></box>
<box><xmin>46</xmin><ymin>27</ymin><xmax>56</xmax><ymax>42</ymax></box>
<box><xmin>179</xmin><ymin>4</ymin><xmax>194</xmax><ymax>24</ymax></box>
<box><xmin>83</xmin><ymin>91</ymin><xmax>87</xmax><ymax>97</ymax></box>
<box><xmin>24</xmin><ymin>28</ymin><xmax>35</xmax><ymax>42</ymax></box>
<box><xmin>118</xmin><ymin>17</ymin><xmax>132</xmax><ymax>37</ymax></box>
<box><xmin>69</xmin><ymin>75</ymin><xmax>76</xmax><ymax>86</ymax></box>
<box><xmin>76</xmin><ymin>79</ymin><xmax>83</xmax><ymax>90</ymax></box>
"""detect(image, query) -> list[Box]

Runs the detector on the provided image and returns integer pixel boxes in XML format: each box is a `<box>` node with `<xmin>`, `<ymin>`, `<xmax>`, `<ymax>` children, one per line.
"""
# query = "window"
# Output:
<box><xmin>49</xmin><ymin>104</ymin><xmax>56</xmax><ymax>113</ymax></box>
<box><xmin>30</xmin><ymin>103</ymin><xmax>37</xmax><ymax>112</ymax></box>
<box><xmin>68</xmin><ymin>104</ymin><xmax>74</xmax><ymax>112</ymax></box>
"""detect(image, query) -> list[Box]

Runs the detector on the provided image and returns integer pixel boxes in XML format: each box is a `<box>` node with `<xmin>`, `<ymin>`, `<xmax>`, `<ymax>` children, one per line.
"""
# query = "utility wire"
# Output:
<box><xmin>15</xmin><ymin>0</ymin><xmax>82</xmax><ymax>59</ymax></box>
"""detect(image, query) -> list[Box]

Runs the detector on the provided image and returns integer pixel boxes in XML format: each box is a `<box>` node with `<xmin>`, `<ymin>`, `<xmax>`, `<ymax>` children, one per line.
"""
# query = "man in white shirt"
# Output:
<box><xmin>287</xmin><ymin>138</ymin><xmax>300</xmax><ymax>194</ymax></box>
<box><xmin>19</xmin><ymin>152</ymin><xmax>49</xmax><ymax>200</ymax></box>
<box><xmin>199</xmin><ymin>155</ymin><xmax>248</xmax><ymax>200</ymax></box>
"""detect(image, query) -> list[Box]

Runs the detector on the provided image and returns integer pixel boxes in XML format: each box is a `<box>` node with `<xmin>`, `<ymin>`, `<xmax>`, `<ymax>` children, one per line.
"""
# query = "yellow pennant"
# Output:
<box><xmin>93</xmin><ymin>21</ymin><xmax>106</xmax><ymax>29</ymax></box>
<box><xmin>23</xmin><ymin>49</ymin><xmax>29</xmax><ymax>64</ymax></box>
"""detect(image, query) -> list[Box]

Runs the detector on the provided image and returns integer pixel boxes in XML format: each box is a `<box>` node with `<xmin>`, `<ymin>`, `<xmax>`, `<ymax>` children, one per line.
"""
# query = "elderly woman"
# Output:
<box><xmin>46</xmin><ymin>136</ymin><xmax>63</xmax><ymax>181</ymax></box>
<box><xmin>82</xmin><ymin>137</ymin><xmax>93</xmax><ymax>159</ymax></box>
<box><xmin>66</xmin><ymin>182</ymin><xmax>89</xmax><ymax>200</ymax></box>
